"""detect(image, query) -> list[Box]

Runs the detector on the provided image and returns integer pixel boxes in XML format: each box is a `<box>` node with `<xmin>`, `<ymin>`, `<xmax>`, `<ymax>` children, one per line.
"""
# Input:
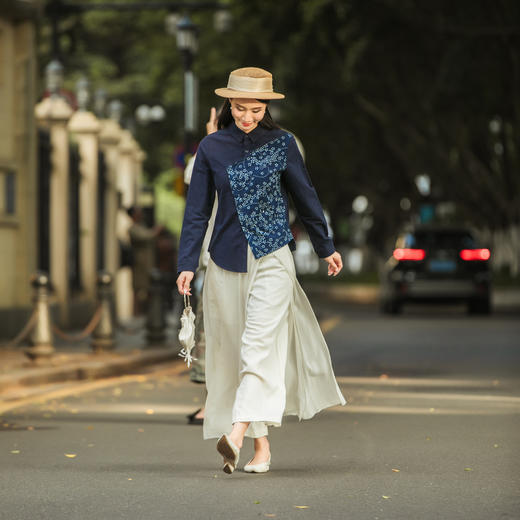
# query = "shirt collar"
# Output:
<box><xmin>227</xmin><ymin>122</ymin><xmax>268</xmax><ymax>145</ymax></box>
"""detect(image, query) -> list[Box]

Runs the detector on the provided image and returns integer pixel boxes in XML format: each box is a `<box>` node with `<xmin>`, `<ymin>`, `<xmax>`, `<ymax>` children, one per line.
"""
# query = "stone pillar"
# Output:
<box><xmin>68</xmin><ymin>110</ymin><xmax>101</xmax><ymax>300</ymax></box>
<box><xmin>117</xmin><ymin>130</ymin><xmax>137</xmax><ymax>208</ymax></box>
<box><xmin>114</xmin><ymin>130</ymin><xmax>137</xmax><ymax>320</ymax></box>
<box><xmin>35</xmin><ymin>97</ymin><xmax>73</xmax><ymax>323</ymax></box>
<box><xmin>99</xmin><ymin>119</ymin><xmax>122</xmax><ymax>276</ymax></box>
<box><xmin>134</xmin><ymin>148</ymin><xmax>147</xmax><ymax>201</ymax></box>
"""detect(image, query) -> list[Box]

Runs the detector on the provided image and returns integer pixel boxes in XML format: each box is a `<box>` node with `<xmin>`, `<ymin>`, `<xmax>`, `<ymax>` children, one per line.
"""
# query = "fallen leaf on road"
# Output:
<box><xmin>64</xmin><ymin>453</ymin><xmax>77</xmax><ymax>458</ymax></box>
<box><xmin>493</xmin><ymin>444</ymin><xmax>499</xmax><ymax>448</ymax></box>
<box><xmin>464</xmin><ymin>467</ymin><xmax>473</xmax><ymax>472</ymax></box>
<box><xmin>87</xmin><ymin>444</ymin><xmax>95</xmax><ymax>448</ymax></box>
<box><xmin>294</xmin><ymin>506</ymin><xmax>309</xmax><ymax>509</ymax></box>
<box><xmin>391</xmin><ymin>468</ymin><xmax>400</xmax><ymax>472</ymax></box>
<box><xmin>145</xmin><ymin>409</ymin><xmax>154</xmax><ymax>415</ymax></box>
<box><xmin>86</xmin><ymin>425</ymin><xmax>94</xmax><ymax>430</ymax></box>
<box><xmin>425</xmin><ymin>436</ymin><xmax>431</xmax><ymax>441</ymax></box>
<box><xmin>379</xmin><ymin>374</ymin><xmax>389</xmax><ymax>379</ymax></box>
<box><xmin>429</xmin><ymin>408</ymin><xmax>435</xmax><ymax>413</ymax></box>
<box><xmin>137</xmin><ymin>428</ymin><xmax>144</xmax><ymax>433</ymax></box>
<box><xmin>27</xmin><ymin>426</ymin><xmax>35</xmax><ymax>431</ymax></box>
<box><xmin>382</xmin><ymin>496</ymin><xmax>391</xmax><ymax>499</ymax></box>
<box><xmin>254</xmin><ymin>501</ymin><xmax>260</xmax><ymax>504</ymax></box>
<box><xmin>10</xmin><ymin>450</ymin><xmax>20</xmax><ymax>454</ymax></box>
<box><xmin>127</xmin><ymin>478</ymin><xmax>133</xmax><ymax>481</ymax></box>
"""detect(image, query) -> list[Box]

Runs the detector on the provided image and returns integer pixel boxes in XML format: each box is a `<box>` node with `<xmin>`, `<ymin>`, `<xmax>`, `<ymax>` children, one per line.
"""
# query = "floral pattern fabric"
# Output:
<box><xmin>227</xmin><ymin>134</ymin><xmax>294</xmax><ymax>259</ymax></box>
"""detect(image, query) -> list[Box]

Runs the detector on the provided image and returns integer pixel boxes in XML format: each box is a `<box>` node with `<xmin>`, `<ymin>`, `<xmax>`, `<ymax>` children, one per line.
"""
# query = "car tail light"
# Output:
<box><xmin>460</xmin><ymin>248</ymin><xmax>491</xmax><ymax>261</ymax></box>
<box><xmin>393</xmin><ymin>248</ymin><xmax>426</xmax><ymax>261</ymax></box>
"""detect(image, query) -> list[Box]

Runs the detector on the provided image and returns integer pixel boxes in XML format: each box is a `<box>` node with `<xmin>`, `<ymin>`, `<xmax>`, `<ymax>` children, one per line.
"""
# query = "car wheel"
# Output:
<box><xmin>382</xmin><ymin>299</ymin><xmax>402</xmax><ymax>315</ymax></box>
<box><xmin>467</xmin><ymin>297</ymin><xmax>491</xmax><ymax>315</ymax></box>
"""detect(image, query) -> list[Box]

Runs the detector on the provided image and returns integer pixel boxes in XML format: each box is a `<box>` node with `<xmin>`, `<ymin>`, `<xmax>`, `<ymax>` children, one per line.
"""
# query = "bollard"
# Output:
<box><xmin>91</xmin><ymin>271</ymin><xmax>116</xmax><ymax>352</ymax></box>
<box><xmin>146</xmin><ymin>268</ymin><xmax>166</xmax><ymax>344</ymax></box>
<box><xmin>26</xmin><ymin>272</ymin><xmax>55</xmax><ymax>361</ymax></box>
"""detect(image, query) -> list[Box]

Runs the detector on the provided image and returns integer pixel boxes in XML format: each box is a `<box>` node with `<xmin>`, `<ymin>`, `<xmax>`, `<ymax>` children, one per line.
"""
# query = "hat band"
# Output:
<box><xmin>227</xmin><ymin>74</ymin><xmax>273</xmax><ymax>93</ymax></box>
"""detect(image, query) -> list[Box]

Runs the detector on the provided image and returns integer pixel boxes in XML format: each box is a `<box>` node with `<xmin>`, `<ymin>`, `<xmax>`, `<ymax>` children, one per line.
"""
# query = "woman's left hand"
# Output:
<box><xmin>324</xmin><ymin>251</ymin><xmax>343</xmax><ymax>277</ymax></box>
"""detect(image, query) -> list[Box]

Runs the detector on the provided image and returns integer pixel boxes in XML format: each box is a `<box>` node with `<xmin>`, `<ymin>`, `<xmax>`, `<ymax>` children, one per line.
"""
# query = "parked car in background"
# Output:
<box><xmin>380</xmin><ymin>226</ymin><xmax>491</xmax><ymax>314</ymax></box>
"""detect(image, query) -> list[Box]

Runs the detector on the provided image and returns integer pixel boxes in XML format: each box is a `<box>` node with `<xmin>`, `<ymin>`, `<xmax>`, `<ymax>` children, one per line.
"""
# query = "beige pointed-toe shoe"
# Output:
<box><xmin>244</xmin><ymin>455</ymin><xmax>271</xmax><ymax>473</ymax></box>
<box><xmin>217</xmin><ymin>434</ymin><xmax>240</xmax><ymax>474</ymax></box>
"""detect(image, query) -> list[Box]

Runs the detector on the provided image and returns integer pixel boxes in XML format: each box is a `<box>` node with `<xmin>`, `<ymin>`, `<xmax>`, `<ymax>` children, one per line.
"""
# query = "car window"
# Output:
<box><xmin>408</xmin><ymin>231</ymin><xmax>476</xmax><ymax>249</ymax></box>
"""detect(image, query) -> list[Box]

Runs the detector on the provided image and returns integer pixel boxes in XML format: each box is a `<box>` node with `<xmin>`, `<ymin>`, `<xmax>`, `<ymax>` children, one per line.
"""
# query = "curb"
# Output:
<box><xmin>0</xmin><ymin>348</ymin><xmax>180</xmax><ymax>394</ymax></box>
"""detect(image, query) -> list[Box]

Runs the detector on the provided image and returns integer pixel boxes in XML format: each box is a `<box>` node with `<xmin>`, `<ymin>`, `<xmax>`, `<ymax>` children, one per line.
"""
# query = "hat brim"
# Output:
<box><xmin>214</xmin><ymin>88</ymin><xmax>285</xmax><ymax>100</ymax></box>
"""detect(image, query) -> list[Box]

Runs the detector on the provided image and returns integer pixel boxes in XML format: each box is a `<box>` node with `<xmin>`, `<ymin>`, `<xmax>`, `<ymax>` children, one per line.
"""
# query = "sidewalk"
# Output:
<box><xmin>0</xmin><ymin>315</ymin><xmax>181</xmax><ymax>399</ymax></box>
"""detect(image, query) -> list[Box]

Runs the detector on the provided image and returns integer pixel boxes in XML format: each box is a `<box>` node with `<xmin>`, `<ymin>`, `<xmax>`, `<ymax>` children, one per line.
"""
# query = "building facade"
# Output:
<box><xmin>0</xmin><ymin>2</ymin><xmax>39</xmax><ymax>337</ymax></box>
<box><xmin>0</xmin><ymin>1</ymin><xmax>146</xmax><ymax>339</ymax></box>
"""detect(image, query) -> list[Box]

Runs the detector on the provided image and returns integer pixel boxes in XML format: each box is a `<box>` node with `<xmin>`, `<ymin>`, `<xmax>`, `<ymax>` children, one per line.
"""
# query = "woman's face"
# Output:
<box><xmin>229</xmin><ymin>98</ymin><xmax>267</xmax><ymax>133</ymax></box>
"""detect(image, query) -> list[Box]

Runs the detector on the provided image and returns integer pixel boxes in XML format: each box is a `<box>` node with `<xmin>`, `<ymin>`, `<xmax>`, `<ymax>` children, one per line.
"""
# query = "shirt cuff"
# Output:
<box><xmin>177</xmin><ymin>262</ymin><xmax>197</xmax><ymax>275</ymax></box>
<box><xmin>314</xmin><ymin>238</ymin><xmax>335</xmax><ymax>259</ymax></box>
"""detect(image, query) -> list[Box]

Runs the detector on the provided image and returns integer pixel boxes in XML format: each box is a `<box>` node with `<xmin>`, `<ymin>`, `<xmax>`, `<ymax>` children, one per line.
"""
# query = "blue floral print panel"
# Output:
<box><xmin>227</xmin><ymin>133</ymin><xmax>294</xmax><ymax>259</ymax></box>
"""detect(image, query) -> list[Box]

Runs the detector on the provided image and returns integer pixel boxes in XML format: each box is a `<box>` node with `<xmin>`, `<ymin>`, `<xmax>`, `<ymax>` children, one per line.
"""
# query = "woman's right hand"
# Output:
<box><xmin>176</xmin><ymin>271</ymin><xmax>195</xmax><ymax>296</ymax></box>
<box><xmin>206</xmin><ymin>107</ymin><xmax>217</xmax><ymax>135</ymax></box>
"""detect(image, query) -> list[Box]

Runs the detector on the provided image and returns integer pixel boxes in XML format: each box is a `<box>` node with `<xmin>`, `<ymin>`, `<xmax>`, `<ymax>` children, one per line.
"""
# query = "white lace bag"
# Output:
<box><xmin>178</xmin><ymin>294</ymin><xmax>197</xmax><ymax>367</ymax></box>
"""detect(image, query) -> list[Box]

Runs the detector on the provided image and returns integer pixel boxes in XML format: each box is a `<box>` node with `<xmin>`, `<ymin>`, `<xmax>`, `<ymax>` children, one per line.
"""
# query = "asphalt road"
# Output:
<box><xmin>1</xmin><ymin>301</ymin><xmax>519</xmax><ymax>520</ymax></box>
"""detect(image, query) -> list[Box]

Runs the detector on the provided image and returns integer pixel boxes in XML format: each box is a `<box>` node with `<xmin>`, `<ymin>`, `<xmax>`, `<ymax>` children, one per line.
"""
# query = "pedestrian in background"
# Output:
<box><xmin>127</xmin><ymin>206</ymin><xmax>162</xmax><ymax>315</ymax></box>
<box><xmin>176</xmin><ymin>67</ymin><xmax>345</xmax><ymax>474</ymax></box>
<box><xmin>185</xmin><ymin>107</ymin><xmax>219</xmax><ymax>425</ymax></box>
<box><xmin>155</xmin><ymin>226</ymin><xmax>177</xmax><ymax>311</ymax></box>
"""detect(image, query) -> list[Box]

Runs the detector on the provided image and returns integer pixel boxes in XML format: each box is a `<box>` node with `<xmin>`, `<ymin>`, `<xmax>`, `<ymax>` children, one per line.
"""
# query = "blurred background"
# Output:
<box><xmin>1</xmin><ymin>0</ymin><xmax>519</xmax><ymax>336</ymax></box>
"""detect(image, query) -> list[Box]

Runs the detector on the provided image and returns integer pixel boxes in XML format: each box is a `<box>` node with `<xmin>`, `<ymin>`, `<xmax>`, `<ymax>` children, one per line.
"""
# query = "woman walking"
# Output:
<box><xmin>176</xmin><ymin>67</ymin><xmax>346</xmax><ymax>474</ymax></box>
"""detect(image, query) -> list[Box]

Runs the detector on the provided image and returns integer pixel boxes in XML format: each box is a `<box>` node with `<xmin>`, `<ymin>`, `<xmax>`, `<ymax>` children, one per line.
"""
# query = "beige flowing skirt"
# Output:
<box><xmin>202</xmin><ymin>244</ymin><xmax>346</xmax><ymax>440</ymax></box>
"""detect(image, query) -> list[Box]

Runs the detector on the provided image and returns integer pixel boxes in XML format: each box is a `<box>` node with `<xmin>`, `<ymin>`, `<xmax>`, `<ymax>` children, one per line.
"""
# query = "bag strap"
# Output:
<box><xmin>184</xmin><ymin>293</ymin><xmax>191</xmax><ymax>309</ymax></box>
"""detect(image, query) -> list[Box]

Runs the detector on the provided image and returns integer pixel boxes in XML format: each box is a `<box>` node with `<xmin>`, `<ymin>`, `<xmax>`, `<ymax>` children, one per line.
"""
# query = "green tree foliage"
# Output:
<box><xmin>38</xmin><ymin>0</ymin><xmax>520</xmax><ymax>249</ymax></box>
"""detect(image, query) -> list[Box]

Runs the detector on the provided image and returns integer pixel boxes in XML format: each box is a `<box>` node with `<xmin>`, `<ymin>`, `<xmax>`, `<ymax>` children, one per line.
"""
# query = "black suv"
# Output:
<box><xmin>380</xmin><ymin>226</ymin><xmax>491</xmax><ymax>314</ymax></box>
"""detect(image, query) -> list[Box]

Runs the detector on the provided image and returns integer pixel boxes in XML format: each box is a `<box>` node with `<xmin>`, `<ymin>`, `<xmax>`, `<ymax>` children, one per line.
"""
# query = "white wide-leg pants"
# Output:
<box><xmin>202</xmin><ymin>244</ymin><xmax>346</xmax><ymax>440</ymax></box>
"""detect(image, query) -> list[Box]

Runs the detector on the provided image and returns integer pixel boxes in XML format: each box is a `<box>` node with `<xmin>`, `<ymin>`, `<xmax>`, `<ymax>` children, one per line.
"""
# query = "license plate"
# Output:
<box><xmin>428</xmin><ymin>259</ymin><xmax>456</xmax><ymax>272</ymax></box>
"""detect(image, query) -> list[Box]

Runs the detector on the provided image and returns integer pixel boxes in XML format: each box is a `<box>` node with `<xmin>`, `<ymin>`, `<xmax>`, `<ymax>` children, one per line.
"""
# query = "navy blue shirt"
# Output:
<box><xmin>177</xmin><ymin>123</ymin><xmax>335</xmax><ymax>273</ymax></box>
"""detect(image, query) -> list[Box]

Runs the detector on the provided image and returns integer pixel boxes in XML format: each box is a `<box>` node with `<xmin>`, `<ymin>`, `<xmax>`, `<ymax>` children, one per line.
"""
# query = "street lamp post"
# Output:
<box><xmin>174</xmin><ymin>14</ymin><xmax>198</xmax><ymax>190</ymax></box>
<box><xmin>415</xmin><ymin>173</ymin><xmax>435</xmax><ymax>224</ymax></box>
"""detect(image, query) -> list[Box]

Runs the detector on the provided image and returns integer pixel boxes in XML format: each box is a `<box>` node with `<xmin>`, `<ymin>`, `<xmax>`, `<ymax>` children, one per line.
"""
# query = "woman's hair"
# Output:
<box><xmin>217</xmin><ymin>99</ymin><xmax>279</xmax><ymax>130</ymax></box>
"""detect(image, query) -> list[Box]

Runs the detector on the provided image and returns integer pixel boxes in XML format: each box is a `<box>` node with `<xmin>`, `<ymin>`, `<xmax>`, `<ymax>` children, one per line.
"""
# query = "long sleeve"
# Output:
<box><xmin>283</xmin><ymin>135</ymin><xmax>335</xmax><ymax>258</ymax></box>
<box><xmin>177</xmin><ymin>144</ymin><xmax>216</xmax><ymax>273</ymax></box>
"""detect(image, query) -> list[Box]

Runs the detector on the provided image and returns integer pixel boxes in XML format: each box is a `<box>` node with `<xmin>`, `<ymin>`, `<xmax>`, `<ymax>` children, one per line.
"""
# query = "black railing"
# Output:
<box><xmin>69</xmin><ymin>144</ymin><xmax>81</xmax><ymax>292</ymax></box>
<box><xmin>97</xmin><ymin>150</ymin><xmax>107</xmax><ymax>271</ymax></box>
<box><xmin>37</xmin><ymin>129</ymin><xmax>51</xmax><ymax>272</ymax></box>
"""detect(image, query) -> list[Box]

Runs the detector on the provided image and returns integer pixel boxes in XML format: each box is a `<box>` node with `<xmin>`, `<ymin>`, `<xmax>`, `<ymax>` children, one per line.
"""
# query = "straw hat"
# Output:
<box><xmin>215</xmin><ymin>67</ymin><xmax>285</xmax><ymax>100</ymax></box>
